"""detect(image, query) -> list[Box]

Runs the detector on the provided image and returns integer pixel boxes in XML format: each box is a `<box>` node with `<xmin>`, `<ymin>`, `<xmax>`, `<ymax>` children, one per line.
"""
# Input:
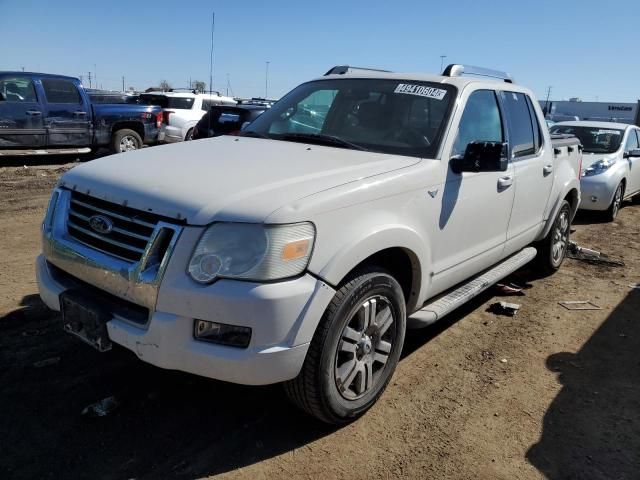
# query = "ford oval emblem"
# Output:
<box><xmin>88</xmin><ymin>214</ymin><xmax>114</xmax><ymax>234</ymax></box>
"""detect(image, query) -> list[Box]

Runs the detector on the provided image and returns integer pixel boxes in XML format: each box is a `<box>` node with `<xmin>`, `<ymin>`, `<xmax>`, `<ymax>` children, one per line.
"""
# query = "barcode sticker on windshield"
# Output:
<box><xmin>394</xmin><ymin>84</ymin><xmax>447</xmax><ymax>100</ymax></box>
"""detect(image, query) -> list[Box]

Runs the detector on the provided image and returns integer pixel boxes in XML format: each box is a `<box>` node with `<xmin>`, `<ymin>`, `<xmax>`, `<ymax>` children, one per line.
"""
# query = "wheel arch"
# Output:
<box><xmin>111</xmin><ymin>121</ymin><xmax>145</xmax><ymax>141</ymax></box>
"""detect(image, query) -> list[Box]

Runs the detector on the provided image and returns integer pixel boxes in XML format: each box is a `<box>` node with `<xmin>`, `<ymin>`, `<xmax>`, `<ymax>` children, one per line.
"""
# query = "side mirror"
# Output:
<box><xmin>625</xmin><ymin>149</ymin><xmax>640</xmax><ymax>158</ymax></box>
<box><xmin>240</xmin><ymin>121</ymin><xmax>251</xmax><ymax>131</ymax></box>
<box><xmin>450</xmin><ymin>141</ymin><xmax>509</xmax><ymax>174</ymax></box>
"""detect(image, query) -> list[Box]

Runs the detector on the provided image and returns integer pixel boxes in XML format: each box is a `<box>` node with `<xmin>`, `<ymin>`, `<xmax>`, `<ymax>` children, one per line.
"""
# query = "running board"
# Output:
<box><xmin>0</xmin><ymin>147</ymin><xmax>91</xmax><ymax>156</ymax></box>
<box><xmin>408</xmin><ymin>247</ymin><xmax>537</xmax><ymax>328</ymax></box>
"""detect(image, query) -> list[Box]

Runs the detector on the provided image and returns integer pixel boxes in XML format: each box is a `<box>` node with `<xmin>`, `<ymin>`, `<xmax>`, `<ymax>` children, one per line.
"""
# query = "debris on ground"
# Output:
<box><xmin>81</xmin><ymin>396</ymin><xmax>120</xmax><ymax>417</ymax></box>
<box><xmin>495</xmin><ymin>283</ymin><xmax>526</xmax><ymax>295</ymax></box>
<box><xmin>500</xmin><ymin>358</ymin><xmax>508</xmax><ymax>364</ymax></box>
<box><xmin>33</xmin><ymin>357</ymin><xmax>60</xmax><ymax>368</ymax></box>
<box><xmin>558</xmin><ymin>300</ymin><xmax>602</xmax><ymax>311</ymax></box>
<box><xmin>489</xmin><ymin>302</ymin><xmax>521</xmax><ymax>316</ymax></box>
<box><xmin>567</xmin><ymin>241</ymin><xmax>625</xmax><ymax>267</ymax></box>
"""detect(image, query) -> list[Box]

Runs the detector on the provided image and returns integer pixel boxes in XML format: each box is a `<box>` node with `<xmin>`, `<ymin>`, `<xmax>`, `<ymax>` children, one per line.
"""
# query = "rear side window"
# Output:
<box><xmin>42</xmin><ymin>79</ymin><xmax>82</xmax><ymax>104</ymax></box>
<box><xmin>0</xmin><ymin>77</ymin><xmax>38</xmax><ymax>103</ymax></box>
<box><xmin>167</xmin><ymin>97</ymin><xmax>194</xmax><ymax>109</ymax></box>
<box><xmin>452</xmin><ymin>90</ymin><xmax>503</xmax><ymax>157</ymax></box>
<box><xmin>501</xmin><ymin>91</ymin><xmax>535</xmax><ymax>158</ymax></box>
<box><xmin>525</xmin><ymin>95</ymin><xmax>542</xmax><ymax>151</ymax></box>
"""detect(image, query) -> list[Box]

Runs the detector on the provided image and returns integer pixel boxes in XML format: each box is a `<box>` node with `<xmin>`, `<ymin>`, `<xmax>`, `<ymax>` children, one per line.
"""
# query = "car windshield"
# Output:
<box><xmin>550</xmin><ymin>125</ymin><xmax>624</xmax><ymax>153</ymax></box>
<box><xmin>244</xmin><ymin>79</ymin><xmax>456</xmax><ymax>158</ymax></box>
<box><xmin>138</xmin><ymin>94</ymin><xmax>194</xmax><ymax>110</ymax></box>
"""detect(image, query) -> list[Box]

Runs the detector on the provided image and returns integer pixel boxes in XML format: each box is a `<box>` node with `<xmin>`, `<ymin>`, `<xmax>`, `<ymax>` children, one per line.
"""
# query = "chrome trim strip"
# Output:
<box><xmin>42</xmin><ymin>188</ymin><xmax>183</xmax><ymax>311</ymax></box>
<box><xmin>70</xmin><ymin>198</ymin><xmax>156</xmax><ymax>228</ymax></box>
<box><xmin>67</xmin><ymin>220</ymin><xmax>146</xmax><ymax>254</ymax></box>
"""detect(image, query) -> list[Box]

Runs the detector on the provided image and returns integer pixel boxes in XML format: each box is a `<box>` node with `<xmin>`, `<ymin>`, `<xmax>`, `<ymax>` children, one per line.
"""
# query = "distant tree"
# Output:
<box><xmin>192</xmin><ymin>80</ymin><xmax>206</xmax><ymax>93</ymax></box>
<box><xmin>159</xmin><ymin>80</ymin><xmax>172</xmax><ymax>91</ymax></box>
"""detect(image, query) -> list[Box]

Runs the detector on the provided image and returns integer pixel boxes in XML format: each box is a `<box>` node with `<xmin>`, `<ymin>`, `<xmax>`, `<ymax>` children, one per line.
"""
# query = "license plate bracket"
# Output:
<box><xmin>60</xmin><ymin>290</ymin><xmax>113</xmax><ymax>352</ymax></box>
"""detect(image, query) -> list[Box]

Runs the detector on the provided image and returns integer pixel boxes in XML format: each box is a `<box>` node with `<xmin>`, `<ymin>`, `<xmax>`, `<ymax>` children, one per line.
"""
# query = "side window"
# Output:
<box><xmin>624</xmin><ymin>129</ymin><xmax>639</xmax><ymax>152</ymax></box>
<box><xmin>525</xmin><ymin>95</ymin><xmax>542</xmax><ymax>152</ymax></box>
<box><xmin>269</xmin><ymin>89</ymin><xmax>337</xmax><ymax>134</ymax></box>
<box><xmin>202</xmin><ymin>100</ymin><xmax>212</xmax><ymax>111</ymax></box>
<box><xmin>501</xmin><ymin>91</ymin><xmax>535</xmax><ymax>158</ymax></box>
<box><xmin>0</xmin><ymin>77</ymin><xmax>38</xmax><ymax>103</ymax></box>
<box><xmin>452</xmin><ymin>90</ymin><xmax>503</xmax><ymax>157</ymax></box>
<box><xmin>42</xmin><ymin>79</ymin><xmax>82</xmax><ymax>104</ymax></box>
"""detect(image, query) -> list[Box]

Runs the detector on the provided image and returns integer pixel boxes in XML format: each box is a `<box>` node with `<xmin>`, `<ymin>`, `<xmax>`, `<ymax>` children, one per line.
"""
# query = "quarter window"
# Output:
<box><xmin>452</xmin><ymin>90</ymin><xmax>503</xmax><ymax>157</ymax></box>
<box><xmin>0</xmin><ymin>77</ymin><xmax>38</xmax><ymax>103</ymax></box>
<box><xmin>625</xmin><ymin>129</ymin><xmax>639</xmax><ymax>152</ymax></box>
<box><xmin>502</xmin><ymin>91</ymin><xmax>535</xmax><ymax>158</ymax></box>
<box><xmin>42</xmin><ymin>79</ymin><xmax>82</xmax><ymax>104</ymax></box>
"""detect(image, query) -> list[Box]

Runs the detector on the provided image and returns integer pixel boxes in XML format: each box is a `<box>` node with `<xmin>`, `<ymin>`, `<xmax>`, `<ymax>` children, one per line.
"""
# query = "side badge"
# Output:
<box><xmin>427</xmin><ymin>189</ymin><xmax>438</xmax><ymax>198</ymax></box>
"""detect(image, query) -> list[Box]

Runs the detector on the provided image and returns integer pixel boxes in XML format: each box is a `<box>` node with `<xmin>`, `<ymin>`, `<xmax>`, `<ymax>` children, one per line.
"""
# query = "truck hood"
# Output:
<box><xmin>60</xmin><ymin>136</ymin><xmax>420</xmax><ymax>225</ymax></box>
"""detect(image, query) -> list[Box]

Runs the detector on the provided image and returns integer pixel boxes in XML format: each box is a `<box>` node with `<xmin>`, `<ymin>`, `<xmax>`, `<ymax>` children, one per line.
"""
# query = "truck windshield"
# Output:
<box><xmin>244</xmin><ymin>79</ymin><xmax>456</xmax><ymax>158</ymax></box>
<box><xmin>550</xmin><ymin>125</ymin><xmax>624</xmax><ymax>154</ymax></box>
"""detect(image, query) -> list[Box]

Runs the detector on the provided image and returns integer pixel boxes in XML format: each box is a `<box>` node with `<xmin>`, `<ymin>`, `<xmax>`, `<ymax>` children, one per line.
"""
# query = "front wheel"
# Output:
<box><xmin>284</xmin><ymin>269</ymin><xmax>406</xmax><ymax>424</ymax></box>
<box><xmin>534</xmin><ymin>200</ymin><xmax>572</xmax><ymax>276</ymax></box>
<box><xmin>605</xmin><ymin>182</ymin><xmax>624</xmax><ymax>221</ymax></box>
<box><xmin>111</xmin><ymin>129</ymin><xmax>142</xmax><ymax>153</ymax></box>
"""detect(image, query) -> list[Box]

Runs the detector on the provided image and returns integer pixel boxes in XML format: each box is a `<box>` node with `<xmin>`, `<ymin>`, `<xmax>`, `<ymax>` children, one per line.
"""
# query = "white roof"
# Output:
<box><xmin>553</xmin><ymin>120</ymin><xmax>634</xmax><ymax>130</ymax></box>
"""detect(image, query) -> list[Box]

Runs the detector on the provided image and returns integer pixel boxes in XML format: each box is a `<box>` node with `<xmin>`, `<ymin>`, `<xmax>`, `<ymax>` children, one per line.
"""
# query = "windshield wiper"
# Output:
<box><xmin>275</xmin><ymin>133</ymin><xmax>368</xmax><ymax>151</ymax></box>
<box><xmin>238</xmin><ymin>130</ymin><xmax>270</xmax><ymax>139</ymax></box>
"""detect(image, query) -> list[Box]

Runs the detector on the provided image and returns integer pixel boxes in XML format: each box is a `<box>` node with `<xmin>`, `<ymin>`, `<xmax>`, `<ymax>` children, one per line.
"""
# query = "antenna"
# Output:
<box><xmin>545</xmin><ymin>86</ymin><xmax>552</xmax><ymax>115</ymax></box>
<box><xmin>209</xmin><ymin>11</ymin><xmax>215</xmax><ymax>96</ymax></box>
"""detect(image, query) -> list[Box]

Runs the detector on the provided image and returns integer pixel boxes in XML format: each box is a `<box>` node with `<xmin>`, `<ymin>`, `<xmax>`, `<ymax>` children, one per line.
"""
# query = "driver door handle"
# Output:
<box><xmin>498</xmin><ymin>175</ymin><xmax>513</xmax><ymax>189</ymax></box>
<box><xmin>543</xmin><ymin>164</ymin><xmax>553</xmax><ymax>175</ymax></box>
<box><xmin>73</xmin><ymin>111</ymin><xmax>87</xmax><ymax>117</ymax></box>
<box><xmin>26</xmin><ymin>110</ymin><xmax>42</xmax><ymax>116</ymax></box>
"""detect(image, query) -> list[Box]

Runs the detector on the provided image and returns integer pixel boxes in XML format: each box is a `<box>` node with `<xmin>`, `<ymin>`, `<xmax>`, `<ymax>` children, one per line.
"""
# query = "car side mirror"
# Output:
<box><xmin>450</xmin><ymin>141</ymin><xmax>509</xmax><ymax>174</ymax></box>
<box><xmin>240</xmin><ymin>121</ymin><xmax>251</xmax><ymax>131</ymax></box>
<box><xmin>625</xmin><ymin>149</ymin><xmax>640</xmax><ymax>158</ymax></box>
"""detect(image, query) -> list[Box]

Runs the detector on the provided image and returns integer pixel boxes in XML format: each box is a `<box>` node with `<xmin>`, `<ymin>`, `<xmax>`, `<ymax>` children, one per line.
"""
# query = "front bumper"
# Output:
<box><xmin>579</xmin><ymin>174</ymin><xmax>620</xmax><ymax>211</ymax></box>
<box><xmin>38</xmin><ymin>190</ymin><xmax>336</xmax><ymax>384</ymax></box>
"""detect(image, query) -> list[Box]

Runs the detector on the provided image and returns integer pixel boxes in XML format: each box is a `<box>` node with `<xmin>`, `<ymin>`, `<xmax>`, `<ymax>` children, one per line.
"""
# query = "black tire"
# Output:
<box><xmin>185</xmin><ymin>128</ymin><xmax>194</xmax><ymax>141</ymax></box>
<box><xmin>605</xmin><ymin>182</ymin><xmax>624</xmax><ymax>221</ymax></box>
<box><xmin>534</xmin><ymin>200</ymin><xmax>572</xmax><ymax>276</ymax></box>
<box><xmin>111</xmin><ymin>129</ymin><xmax>142</xmax><ymax>154</ymax></box>
<box><xmin>284</xmin><ymin>268</ymin><xmax>406</xmax><ymax>424</ymax></box>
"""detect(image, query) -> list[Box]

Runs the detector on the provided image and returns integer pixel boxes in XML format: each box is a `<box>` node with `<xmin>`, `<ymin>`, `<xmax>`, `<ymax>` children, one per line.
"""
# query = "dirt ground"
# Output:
<box><xmin>0</xmin><ymin>158</ymin><xmax>639</xmax><ymax>480</ymax></box>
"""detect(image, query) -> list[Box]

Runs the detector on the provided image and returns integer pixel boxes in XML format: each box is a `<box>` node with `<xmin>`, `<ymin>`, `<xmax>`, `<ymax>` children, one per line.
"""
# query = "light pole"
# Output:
<box><xmin>265</xmin><ymin>61</ymin><xmax>270</xmax><ymax>99</ymax></box>
<box><xmin>439</xmin><ymin>55</ymin><xmax>447</xmax><ymax>73</ymax></box>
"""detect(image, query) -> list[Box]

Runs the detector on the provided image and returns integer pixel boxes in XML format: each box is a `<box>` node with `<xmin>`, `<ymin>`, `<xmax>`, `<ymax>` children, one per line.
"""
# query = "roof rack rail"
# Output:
<box><xmin>324</xmin><ymin>65</ymin><xmax>392</xmax><ymax>76</ymax></box>
<box><xmin>442</xmin><ymin>64</ymin><xmax>514</xmax><ymax>83</ymax></box>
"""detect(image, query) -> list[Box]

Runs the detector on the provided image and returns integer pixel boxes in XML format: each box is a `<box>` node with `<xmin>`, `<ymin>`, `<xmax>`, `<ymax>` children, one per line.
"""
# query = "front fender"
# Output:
<box><xmin>309</xmin><ymin>224</ymin><xmax>429</xmax><ymax>312</ymax></box>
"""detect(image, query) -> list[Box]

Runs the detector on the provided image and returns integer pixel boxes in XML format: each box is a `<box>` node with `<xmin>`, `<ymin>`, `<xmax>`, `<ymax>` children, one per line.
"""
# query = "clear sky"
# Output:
<box><xmin>1</xmin><ymin>0</ymin><xmax>638</xmax><ymax>103</ymax></box>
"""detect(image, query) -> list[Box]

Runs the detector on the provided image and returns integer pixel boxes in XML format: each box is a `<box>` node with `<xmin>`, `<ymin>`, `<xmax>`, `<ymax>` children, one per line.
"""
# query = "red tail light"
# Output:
<box><xmin>155</xmin><ymin>111</ymin><xmax>162</xmax><ymax>129</ymax></box>
<box><xmin>162</xmin><ymin>110</ymin><xmax>173</xmax><ymax>125</ymax></box>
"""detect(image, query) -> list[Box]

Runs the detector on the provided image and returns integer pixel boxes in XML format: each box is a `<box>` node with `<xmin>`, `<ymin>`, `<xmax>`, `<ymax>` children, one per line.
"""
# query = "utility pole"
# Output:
<box><xmin>209</xmin><ymin>11</ymin><xmax>215</xmax><ymax>95</ymax></box>
<box><xmin>94</xmin><ymin>64</ymin><xmax>97</xmax><ymax>90</ymax></box>
<box><xmin>122</xmin><ymin>76</ymin><xmax>125</xmax><ymax>92</ymax></box>
<box><xmin>87</xmin><ymin>72</ymin><xmax>92</xmax><ymax>88</ymax></box>
<box><xmin>439</xmin><ymin>55</ymin><xmax>447</xmax><ymax>73</ymax></box>
<box><xmin>226</xmin><ymin>73</ymin><xmax>229</xmax><ymax>96</ymax></box>
<box><xmin>265</xmin><ymin>61</ymin><xmax>270</xmax><ymax>99</ymax></box>
<box><xmin>21</xmin><ymin>66</ymin><xmax>25</xmax><ymax>72</ymax></box>
<box><xmin>544</xmin><ymin>86</ymin><xmax>552</xmax><ymax>115</ymax></box>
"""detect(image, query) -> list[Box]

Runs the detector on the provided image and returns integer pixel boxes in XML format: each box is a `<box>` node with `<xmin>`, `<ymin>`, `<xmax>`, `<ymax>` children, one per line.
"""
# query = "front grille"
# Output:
<box><xmin>66</xmin><ymin>190</ymin><xmax>177</xmax><ymax>263</ymax></box>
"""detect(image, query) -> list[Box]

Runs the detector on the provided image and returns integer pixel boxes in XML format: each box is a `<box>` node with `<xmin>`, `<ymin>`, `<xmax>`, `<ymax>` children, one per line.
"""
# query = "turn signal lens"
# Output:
<box><xmin>282</xmin><ymin>239</ymin><xmax>311</xmax><ymax>260</ymax></box>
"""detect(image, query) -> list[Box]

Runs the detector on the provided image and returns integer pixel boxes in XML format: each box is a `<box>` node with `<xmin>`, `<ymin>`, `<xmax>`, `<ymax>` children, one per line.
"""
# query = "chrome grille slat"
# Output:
<box><xmin>67</xmin><ymin>221</ymin><xmax>146</xmax><ymax>254</ymax></box>
<box><xmin>70</xmin><ymin>198</ymin><xmax>156</xmax><ymax>228</ymax></box>
<box><xmin>68</xmin><ymin>209</ymin><xmax>152</xmax><ymax>242</ymax></box>
<box><xmin>66</xmin><ymin>233</ymin><xmax>144</xmax><ymax>263</ymax></box>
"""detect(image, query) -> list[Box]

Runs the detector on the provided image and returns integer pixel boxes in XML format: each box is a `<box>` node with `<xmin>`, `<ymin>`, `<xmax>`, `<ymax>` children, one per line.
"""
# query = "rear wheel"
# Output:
<box><xmin>605</xmin><ymin>182</ymin><xmax>624</xmax><ymax>221</ymax></box>
<box><xmin>185</xmin><ymin>128</ymin><xmax>194</xmax><ymax>141</ymax></box>
<box><xmin>284</xmin><ymin>268</ymin><xmax>406</xmax><ymax>424</ymax></box>
<box><xmin>534</xmin><ymin>200</ymin><xmax>571</xmax><ymax>276</ymax></box>
<box><xmin>111</xmin><ymin>129</ymin><xmax>142</xmax><ymax>153</ymax></box>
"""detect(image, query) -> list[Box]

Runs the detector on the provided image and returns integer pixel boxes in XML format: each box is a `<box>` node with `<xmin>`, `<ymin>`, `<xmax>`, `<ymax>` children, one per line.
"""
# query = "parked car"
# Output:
<box><xmin>0</xmin><ymin>72</ymin><xmax>163</xmax><ymax>154</ymax></box>
<box><xmin>37</xmin><ymin>64</ymin><xmax>581</xmax><ymax>424</ymax></box>
<box><xmin>550</xmin><ymin>121</ymin><xmax>640</xmax><ymax>220</ymax></box>
<box><xmin>191</xmin><ymin>104</ymin><xmax>268</xmax><ymax>140</ymax></box>
<box><xmin>138</xmin><ymin>90</ymin><xmax>236</xmax><ymax>142</ymax></box>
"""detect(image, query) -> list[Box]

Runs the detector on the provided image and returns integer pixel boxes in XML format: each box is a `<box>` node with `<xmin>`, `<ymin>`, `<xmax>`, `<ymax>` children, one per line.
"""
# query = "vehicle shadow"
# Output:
<box><xmin>526</xmin><ymin>289</ymin><xmax>640</xmax><ymax>479</ymax></box>
<box><xmin>0</xmin><ymin>266</ymin><xmax>554</xmax><ymax>480</ymax></box>
<box><xmin>0</xmin><ymin>149</ymin><xmax>108</xmax><ymax>167</ymax></box>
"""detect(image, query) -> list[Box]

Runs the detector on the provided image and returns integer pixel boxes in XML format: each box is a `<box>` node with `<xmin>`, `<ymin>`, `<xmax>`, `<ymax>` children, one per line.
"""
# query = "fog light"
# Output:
<box><xmin>194</xmin><ymin>320</ymin><xmax>251</xmax><ymax>348</ymax></box>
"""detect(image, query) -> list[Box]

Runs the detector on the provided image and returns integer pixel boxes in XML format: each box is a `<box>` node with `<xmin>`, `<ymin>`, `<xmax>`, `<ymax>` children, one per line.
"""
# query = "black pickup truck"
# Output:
<box><xmin>0</xmin><ymin>72</ymin><xmax>163</xmax><ymax>155</ymax></box>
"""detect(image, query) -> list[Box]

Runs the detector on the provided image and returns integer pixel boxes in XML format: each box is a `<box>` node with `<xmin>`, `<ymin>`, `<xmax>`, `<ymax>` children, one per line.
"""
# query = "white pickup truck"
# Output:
<box><xmin>37</xmin><ymin>65</ymin><xmax>581</xmax><ymax>424</ymax></box>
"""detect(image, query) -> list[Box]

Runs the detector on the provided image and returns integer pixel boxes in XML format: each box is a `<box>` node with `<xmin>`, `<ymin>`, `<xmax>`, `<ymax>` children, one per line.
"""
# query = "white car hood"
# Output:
<box><xmin>581</xmin><ymin>152</ymin><xmax>618</xmax><ymax>169</ymax></box>
<box><xmin>60</xmin><ymin>136</ymin><xmax>420</xmax><ymax>225</ymax></box>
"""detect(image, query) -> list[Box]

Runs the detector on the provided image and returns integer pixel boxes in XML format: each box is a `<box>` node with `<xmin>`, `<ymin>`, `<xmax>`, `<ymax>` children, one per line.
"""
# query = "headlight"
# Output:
<box><xmin>188</xmin><ymin>222</ymin><xmax>315</xmax><ymax>283</ymax></box>
<box><xmin>583</xmin><ymin>159</ymin><xmax>615</xmax><ymax>177</ymax></box>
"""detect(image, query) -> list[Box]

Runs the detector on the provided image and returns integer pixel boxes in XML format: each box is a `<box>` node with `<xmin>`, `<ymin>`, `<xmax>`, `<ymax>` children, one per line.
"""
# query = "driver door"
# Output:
<box><xmin>430</xmin><ymin>89</ymin><xmax>515</xmax><ymax>293</ymax></box>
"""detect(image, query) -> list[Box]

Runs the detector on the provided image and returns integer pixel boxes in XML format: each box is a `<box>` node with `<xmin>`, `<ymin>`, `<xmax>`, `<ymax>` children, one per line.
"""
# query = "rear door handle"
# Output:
<box><xmin>73</xmin><ymin>111</ymin><xmax>87</xmax><ymax>117</ymax></box>
<box><xmin>26</xmin><ymin>110</ymin><xmax>42</xmax><ymax>116</ymax></box>
<box><xmin>498</xmin><ymin>175</ymin><xmax>513</xmax><ymax>189</ymax></box>
<box><xmin>543</xmin><ymin>164</ymin><xmax>553</xmax><ymax>175</ymax></box>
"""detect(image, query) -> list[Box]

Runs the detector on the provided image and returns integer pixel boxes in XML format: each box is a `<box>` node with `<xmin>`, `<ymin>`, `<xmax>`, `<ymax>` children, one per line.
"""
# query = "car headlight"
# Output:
<box><xmin>583</xmin><ymin>159</ymin><xmax>615</xmax><ymax>177</ymax></box>
<box><xmin>188</xmin><ymin>222</ymin><xmax>315</xmax><ymax>283</ymax></box>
